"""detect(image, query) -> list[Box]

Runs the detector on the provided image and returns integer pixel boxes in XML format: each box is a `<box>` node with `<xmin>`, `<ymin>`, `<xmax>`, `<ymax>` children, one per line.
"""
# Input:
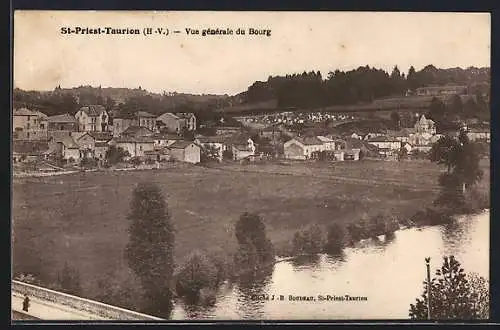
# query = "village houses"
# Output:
<box><xmin>75</xmin><ymin>105</ymin><xmax>110</xmax><ymax>132</ymax></box>
<box><xmin>13</xmin><ymin>108</ymin><xmax>48</xmax><ymax>140</ymax></box>
<box><xmin>156</xmin><ymin>112</ymin><xmax>197</xmax><ymax>135</ymax></box>
<box><xmin>47</xmin><ymin>113</ymin><xmax>78</xmax><ymax>139</ymax></box>
<box><xmin>168</xmin><ymin>141</ymin><xmax>201</xmax><ymax>164</ymax></box>
<box><xmin>112</xmin><ymin>111</ymin><xmax>157</xmax><ymax>136</ymax></box>
<box><xmin>284</xmin><ymin>136</ymin><xmax>346</xmax><ymax>161</ymax></box>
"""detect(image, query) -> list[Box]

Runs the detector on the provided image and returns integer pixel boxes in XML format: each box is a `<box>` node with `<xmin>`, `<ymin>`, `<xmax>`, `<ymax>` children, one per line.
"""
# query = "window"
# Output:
<box><xmin>26</xmin><ymin>123</ymin><xmax>30</xmax><ymax>129</ymax></box>
<box><xmin>139</xmin><ymin>145</ymin><xmax>143</xmax><ymax>151</ymax></box>
<box><xmin>40</xmin><ymin>124</ymin><xmax>45</xmax><ymax>129</ymax></box>
<box><xmin>27</xmin><ymin>132</ymin><xmax>30</xmax><ymax>139</ymax></box>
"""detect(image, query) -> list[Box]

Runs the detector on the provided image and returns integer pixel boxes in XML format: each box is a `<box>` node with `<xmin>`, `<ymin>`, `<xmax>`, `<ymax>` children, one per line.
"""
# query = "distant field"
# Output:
<box><xmin>12</xmin><ymin>159</ymin><xmax>489</xmax><ymax>300</ymax></box>
<box><xmin>218</xmin><ymin>95</ymin><xmax>454</xmax><ymax>116</ymax></box>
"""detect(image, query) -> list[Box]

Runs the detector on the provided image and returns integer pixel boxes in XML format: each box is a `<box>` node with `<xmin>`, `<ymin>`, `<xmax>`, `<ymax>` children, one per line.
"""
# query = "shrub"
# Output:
<box><xmin>222</xmin><ymin>149</ymin><xmax>234</xmax><ymax>161</ymax></box>
<box><xmin>292</xmin><ymin>223</ymin><xmax>324</xmax><ymax>255</ymax></box>
<box><xmin>80</xmin><ymin>157</ymin><xmax>98</xmax><ymax>168</ymax></box>
<box><xmin>130</xmin><ymin>157</ymin><xmax>142</xmax><ymax>166</ymax></box>
<box><xmin>145</xmin><ymin>158</ymin><xmax>156</xmax><ymax>165</ymax></box>
<box><xmin>94</xmin><ymin>267</ymin><xmax>144</xmax><ymax>311</ymax></box>
<box><xmin>106</xmin><ymin>145</ymin><xmax>130</xmax><ymax>165</ymax></box>
<box><xmin>324</xmin><ymin>223</ymin><xmax>346</xmax><ymax>255</ymax></box>
<box><xmin>346</xmin><ymin>223</ymin><xmax>365</xmax><ymax>243</ymax></box>
<box><xmin>462</xmin><ymin>188</ymin><xmax>489</xmax><ymax>214</ymax></box>
<box><xmin>410</xmin><ymin>207</ymin><xmax>453</xmax><ymax>226</ymax></box>
<box><xmin>175</xmin><ymin>251</ymin><xmax>219</xmax><ymax>299</ymax></box>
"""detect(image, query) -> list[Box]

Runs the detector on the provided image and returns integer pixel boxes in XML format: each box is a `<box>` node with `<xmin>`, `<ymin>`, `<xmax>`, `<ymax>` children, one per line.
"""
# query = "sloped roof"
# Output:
<box><xmin>157</xmin><ymin>112</ymin><xmax>180</xmax><ymax>120</ymax></box>
<box><xmin>136</xmin><ymin>111</ymin><xmax>156</xmax><ymax>118</ymax></box>
<box><xmin>169</xmin><ymin>140</ymin><xmax>196</xmax><ymax>149</ymax></box>
<box><xmin>316</xmin><ymin>136</ymin><xmax>334</xmax><ymax>143</ymax></box>
<box><xmin>48</xmin><ymin>113</ymin><xmax>76</xmax><ymax>123</ymax></box>
<box><xmin>71</xmin><ymin>132</ymin><xmax>94</xmax><ymax>141</ymax></box>
<box><xmin>112</xmin><ymin>136</ymin><xmax>154</xmax><ymax>143</ymax></box>
<box><xmin>151</xmin><ymin>133</ymin><xmax>183</xmax><ymax>140</ymax></box>
<box><xmin>14</xmin><ymin>108</ymin><xmax>37</xmax><ymax>116</ymax></box>
<box><xmin>89</xmin><ymin>132</ymin><xmax>113</xmax><ymax>141</ymax></box>
<box><xmin>122</xmin><ymin>125</ymin><xmax>154</xmax><ymax>137</ymax></box>
<box><xmin>51</xmin><ymin>136</ymin><xmax>79</xmax><ymax>149</ymax></box>
<box><xmin>367</xmin><ymin>136</ymin><xmax>399</xmax><ymax>143</ymax></box>
<box><xmin>196</xmin><ymin>135</ymin><xmax>227</xmax><ymax>144</ymax></box>
<box><xmin>294</xmin><ymin>136</ymin><xmax>324</xmax><ymax>146</ymax></box>
<box><xmin>79</xmin><ymin>105</ymin><xmax>106</xmax><ymax>117</ymax></box>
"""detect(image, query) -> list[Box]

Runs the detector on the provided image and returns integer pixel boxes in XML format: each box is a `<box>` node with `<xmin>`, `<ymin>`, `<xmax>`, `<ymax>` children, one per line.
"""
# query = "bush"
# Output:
<box><xmin>94</xmin><ymin>267</ymin><xmax>144</xmax><ymax>311</ymax></box>
<box><xmin>462</xmin><ymin>188</ymin><xmax>489</xmax><ymax>214</ymax></box>
<box><xmin>145</xmin><ymin>158</ymin><xmax>156</xmax><ymax>165</ymax></box>
<box><xmin>106</xmin><ymin>145</ymin><xmax>130</xmax><ymax>165</ymax></box>
<box><xmin>130</xmin><ymin>157</ymin><xmax>142</xmax><ymax>166</ymax></box>
<box><xmin>175</xmin><ymin>251</ymin><xmax>219</xmax><ymax>300</ymax></box>
<box><xmin>410</xmin><ymin>207</ymin><xmax>453</xmax><ymax>226</ymax></box>
<box><xmin>324</xmin><ymin>223</ymin><xmax>346</xmax><ymax>254</ymax></box>
<box><xmin>346</xmin><ymin>223</ymin><xmax>366</xmax><ymax>244</ymax></box>
<box><xmin>80</xmin><ymin>157</ymin><xmax>98</xmax><ymax>168</ymax></box>
<box><xmin>222</xmin><ymin>149</ymin><xmax>234</xmax><ymax>161</ymax></box>
<box><xmin>292</xmin><ymin>224</ymin><xmax>324</xmax><ymax>255</ymax></box>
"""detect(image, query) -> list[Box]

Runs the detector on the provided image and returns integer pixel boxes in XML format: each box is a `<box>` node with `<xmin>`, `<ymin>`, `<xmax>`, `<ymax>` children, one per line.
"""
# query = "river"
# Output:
<box><xmin>171</xmin><ymin>210</ymin><xmax>489</xmax><ymax>320</ymax></box>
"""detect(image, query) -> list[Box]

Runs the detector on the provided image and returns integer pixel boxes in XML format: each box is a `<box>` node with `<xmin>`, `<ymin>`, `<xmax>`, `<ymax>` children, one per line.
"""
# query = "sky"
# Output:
<box><xmin>14</xmin><ymin>11</ymin><xmax>491</xmax><ymax>96</ymax></box>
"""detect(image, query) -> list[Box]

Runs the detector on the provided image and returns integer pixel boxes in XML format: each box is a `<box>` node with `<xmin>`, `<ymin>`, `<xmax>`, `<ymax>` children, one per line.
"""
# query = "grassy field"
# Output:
<box><xmin>12</xmin><ymin>159</ymin><xmax>490</xmax><ymax>300</ymax></box>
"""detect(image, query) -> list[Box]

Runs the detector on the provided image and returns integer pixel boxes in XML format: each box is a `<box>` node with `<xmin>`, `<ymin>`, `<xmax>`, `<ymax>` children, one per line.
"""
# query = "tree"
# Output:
<box><xmin>407</xmin><ymin>66</ymin><xmax>419</xmax><ymax>91</ymax></box>
<box><xmin>427</xmin><ymin>97</ymin><xmax>447</xmax><ymax>128</ymax></box>
<box><xmin>429</xmin><ymin>131</ymin><xmax>483</xmax><ymax>207</ymax></box>
<box><xmin>324</xmin><ymin>223</ymin><xmax>346</xmax><ymax>255</ymax></box>
<box><xmin>125</xmin><ymin>182</ymin><xmax>175</xmax><ymax>316</ymax></box>
<box><xmin>454</xmin><ymin>130</ymin><xmax>484</xmax><ymax>192</ymax></box>
<box><xmin>292</xmin><ymin>224</ymin><xmax>324</xmax><ymax>255</ymax></box>
<box><xmin>450</xmin><ymin>95</ymin><xmax>464</xmax><ymax>115</ymax></box>
<box><xmin>409</xmin><ymin>256</ymin><xmax>489</xmax><ymax>320</ymax></box>
<box><xmin>234</xmin><ymin>212</ymin><xmax>274</xmax><ymax>270</ymax></box>
<box><xmin>390</xmin><ymin>112</ymin><xmax>401</xmax><ymax>130</ymax></box>
<box><xmin>175</xmin><ymin>251</ymin><xmax>218</xmax><ymax>299</ymax></box>
<box><xmin>429</xmin><ymin>136</ymin><xmax>460</xmax><ymax>173</ymax></box>
<box><xmin>201</xmin><ymin>145</ymin><xmax>221</xmax><ymax>163</ymax></box>
<box><xmin>105</xmin><ymin>145</ymin><xmax>130</xmax><ymax>165</ymax></box>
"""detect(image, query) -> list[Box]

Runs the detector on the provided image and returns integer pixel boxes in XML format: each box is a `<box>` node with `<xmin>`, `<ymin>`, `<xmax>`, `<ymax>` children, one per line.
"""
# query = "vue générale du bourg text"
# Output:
<box><xmin>60</xmin><ymin>27</ymin><xmax>272</xmax><ymax>37</ymax></box>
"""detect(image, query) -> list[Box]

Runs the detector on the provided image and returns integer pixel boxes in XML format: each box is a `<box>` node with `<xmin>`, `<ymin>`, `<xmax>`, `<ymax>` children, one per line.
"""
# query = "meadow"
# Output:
<box><xmin>12</xmin><ymin>158</ymin><xmax>490</xmax><ymax>301</ymax></box>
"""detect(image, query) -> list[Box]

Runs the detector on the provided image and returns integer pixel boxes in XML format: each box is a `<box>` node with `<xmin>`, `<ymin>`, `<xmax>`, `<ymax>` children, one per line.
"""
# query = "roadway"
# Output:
<box><xmin>11</xmin><ymin>292</ymin><xmax>110</xmax><ymax>320</ymax></box>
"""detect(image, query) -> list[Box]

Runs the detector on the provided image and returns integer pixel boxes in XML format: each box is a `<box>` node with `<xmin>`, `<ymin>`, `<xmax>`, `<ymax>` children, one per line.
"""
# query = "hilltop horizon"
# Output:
<box><xmin>13</xmin><ymin>64</ymin><xmax>491</xmax><ymax>97</ymax></box>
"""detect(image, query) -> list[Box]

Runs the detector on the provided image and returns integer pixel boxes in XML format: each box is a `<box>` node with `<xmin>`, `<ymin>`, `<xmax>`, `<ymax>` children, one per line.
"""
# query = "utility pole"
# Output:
<box><xmin>425</xmin><ymin>257</ymin><xmax>432</xmax><ymax>320</ymax></box>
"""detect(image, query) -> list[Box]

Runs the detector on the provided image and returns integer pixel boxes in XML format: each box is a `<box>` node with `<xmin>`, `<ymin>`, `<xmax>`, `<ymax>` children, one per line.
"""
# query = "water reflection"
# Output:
<box><xmin>172</xmin><ymin>211</ymin><xmax>488</xmax><ymax>320</ymax></box>
<box><xmin>291</xmin><ymin>255</ymin><xmax>321</xmax><ymax>269</ymax></box>
<box><xmin>235</xmin><ymin>267</ymin><xmax>273</xmax><ymax>319</ymax></box>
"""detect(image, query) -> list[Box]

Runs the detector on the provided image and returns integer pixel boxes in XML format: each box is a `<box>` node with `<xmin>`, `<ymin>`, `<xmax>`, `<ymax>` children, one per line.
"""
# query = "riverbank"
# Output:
<box><xmin>12</xmin><ymin>158</ymin><xmax>489</xmax><ymax>312</ymax></box>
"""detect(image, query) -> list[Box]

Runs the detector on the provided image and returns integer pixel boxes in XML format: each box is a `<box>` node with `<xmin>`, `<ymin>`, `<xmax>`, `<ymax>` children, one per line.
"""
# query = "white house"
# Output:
<box><xmin>168</xmin><ymin>141</ymin><xmax>201</xmax><ymax>164</ymax></box>
<box><xmin>13</xmin><ymin>108</ymin><xmax>49</xmax><ymax>140</ymax></box>
<box><xmin>75</xmin><ymin>105</ymin><xmax>109</xmax><ymax>132</ymax></box>
<box><xmin>366</xmin><ymin>136</ymin><xmax>402</xmax><ymax>151</ymax></box>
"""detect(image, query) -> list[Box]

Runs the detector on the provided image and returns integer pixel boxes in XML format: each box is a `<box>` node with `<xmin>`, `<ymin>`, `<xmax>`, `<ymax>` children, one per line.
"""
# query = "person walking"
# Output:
<box><xmin>22</xmin><ymin>295</ymin><xmax>30</xmax><ymax>312</ymax></box>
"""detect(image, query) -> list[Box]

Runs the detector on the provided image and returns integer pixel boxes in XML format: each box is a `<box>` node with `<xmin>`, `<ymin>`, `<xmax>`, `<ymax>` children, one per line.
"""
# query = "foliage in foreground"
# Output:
<box><xmin>409</xmin><ymin>256</ymin><xmax>489</xmax><ymax>320</ymax></box>
<box><xmin>125</xmin><ymin>182</ymin><xmax>175</xmax><ymax>317</ymax></box>
<box><xmin>234</xmin><ymin>212</ymin><xmax>275</xmax><ymax>273</ymax></box>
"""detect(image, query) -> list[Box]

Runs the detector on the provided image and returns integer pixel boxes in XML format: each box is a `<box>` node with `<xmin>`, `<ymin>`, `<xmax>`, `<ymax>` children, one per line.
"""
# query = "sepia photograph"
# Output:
<box><xmin>11</xmin><ymin>11</ymin><xmax>490</xmax><ymax>321</ymax></box>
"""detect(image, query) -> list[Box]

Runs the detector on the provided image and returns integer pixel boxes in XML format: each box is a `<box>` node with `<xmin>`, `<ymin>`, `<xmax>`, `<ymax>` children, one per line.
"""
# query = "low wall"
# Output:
<box><xmin>12</xmin><ymin>281</ymin><xmax>163</xmax><ymax>321</ymax></box>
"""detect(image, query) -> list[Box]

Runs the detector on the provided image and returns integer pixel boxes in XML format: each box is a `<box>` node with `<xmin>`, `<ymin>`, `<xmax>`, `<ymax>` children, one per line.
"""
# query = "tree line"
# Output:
<box><xmin>243</xmin><ymin>65</ymin><xmax>490</xmax><ymax>109</ymax></box>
